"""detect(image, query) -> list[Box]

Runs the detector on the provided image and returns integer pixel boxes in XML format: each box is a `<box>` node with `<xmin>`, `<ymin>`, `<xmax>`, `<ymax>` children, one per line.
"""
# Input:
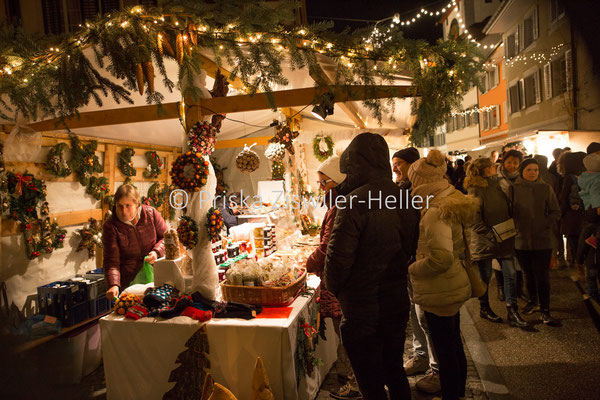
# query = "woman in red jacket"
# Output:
<box><xmin>103</xmin><ymin>184</ymin><xmax>168</xmax><ymax>299</ymax></box>
<box><xmin>305</xmin><ymin>156</ymin><xmax>357</xmax><ymax>399</ymax></box>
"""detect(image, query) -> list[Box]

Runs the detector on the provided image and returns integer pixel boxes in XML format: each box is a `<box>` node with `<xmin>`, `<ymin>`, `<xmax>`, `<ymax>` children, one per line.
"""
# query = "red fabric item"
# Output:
<box><xmin>305</xmin><ymin>191</ymin><xmax>342</xmax><ymax>318</ymax></box>
<box><xmin>102</xmin><ymin>205</ymin><xmax>167</xmax><ymax>289</ymax></box>
<box><xmin>182</xmin><ymin>307</ymin><xmax>213</xmax><ymax>322</ymax></box>
<box><xmin>125</xmin><ymin>304</ymin><xmax>149</xmax><ymax>320</ymax></box>
<box><xmin>255</xmin><ymin>307</ymin><xmax>293</xmax><ymax>319</ymax></box>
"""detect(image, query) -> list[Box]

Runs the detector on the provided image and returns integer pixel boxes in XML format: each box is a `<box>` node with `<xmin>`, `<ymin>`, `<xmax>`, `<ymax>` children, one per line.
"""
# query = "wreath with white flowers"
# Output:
<box><xmin>313</xmin><ymin>135</ymin><xmax>334</xmax><ymax>162</ymax></box>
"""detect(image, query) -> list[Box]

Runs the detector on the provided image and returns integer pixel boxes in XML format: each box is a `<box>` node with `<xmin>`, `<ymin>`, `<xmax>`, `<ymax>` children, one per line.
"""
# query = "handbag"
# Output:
<box><xmin>460</xmin><ymin>226</ymin><xmax>487</xmax><ymax>298</ymax></box>
<box><xmin>490</xmin><ymin>218</ymin><xmax>516</xmax><ymax>242</ymax></box>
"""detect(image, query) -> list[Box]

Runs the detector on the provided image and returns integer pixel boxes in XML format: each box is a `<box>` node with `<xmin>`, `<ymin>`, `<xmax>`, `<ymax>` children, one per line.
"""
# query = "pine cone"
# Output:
<box><xmin>162</xmin><ymin>34</ymin><xmax>175</xmax><ymax>57</ymax></box>
<box><xmin>157</xmin><ymin>33</ymin><xmax>163</xmax><ymax>56</ymax></box>
<box><xmin>236</xmin><ymin>149</ymin><xmax>260</xmax><ymax>173</ymax></box>
<box><xmin>188</xmin><ymin>22</ymin><xmax>198</xmax><ymax>46</ymax></box>
<box><xmin>136</xmin><ymin>63</ymin><xmax>144</xmax><ymax>95</ymax></box>
<box><xmin>176</xmin><ymin>33</ymin><xmax>184</xmax><ymax>64</ymax></box>
<box><xmin>143</xmin><ymin>61</ymin><xmax>155</xmax><ymax>93</ymax></box>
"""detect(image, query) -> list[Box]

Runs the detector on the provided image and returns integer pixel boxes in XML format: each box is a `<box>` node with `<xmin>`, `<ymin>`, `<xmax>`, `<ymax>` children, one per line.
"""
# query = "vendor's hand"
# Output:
<box><xmin>145</xmin><ymin>251</ymin><xmax>158</xmax><ymax>264</ymax></box>
<box><xmin>107</xmin><ymin>285</ymin><xmax>119</xmax><ymax>300</ymax></box>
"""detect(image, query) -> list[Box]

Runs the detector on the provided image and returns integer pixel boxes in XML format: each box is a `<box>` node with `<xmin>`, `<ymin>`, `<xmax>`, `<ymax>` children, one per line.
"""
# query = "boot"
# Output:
<box><xmin>541</xmin><ymin>310</ymin><xmax>561</xmax><ymax>327</ymax></box>
<box><xmin>522</xmin><ymin>301</ymin><xmax>538</xmax><ymax>315</ymax></box>
<box><xmin>507</xmin><ymin>305</ymin><xmax>530</xmax><ymax>329</ymax></box>
<box><xmin>480</xmin><ymin>303</ymin><xmax>503</xmax><ymax>323</ymax></box>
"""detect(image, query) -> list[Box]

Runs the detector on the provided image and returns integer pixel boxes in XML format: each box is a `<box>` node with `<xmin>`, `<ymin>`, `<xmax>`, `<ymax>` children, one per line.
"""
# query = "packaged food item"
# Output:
<box><xmin>164</xmin><ymin>228</ymin><xmax>180</xmax><ymax>260</ymax></box>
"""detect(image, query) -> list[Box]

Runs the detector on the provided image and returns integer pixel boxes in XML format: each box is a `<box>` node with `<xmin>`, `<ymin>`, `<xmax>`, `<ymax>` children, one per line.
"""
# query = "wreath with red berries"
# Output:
<box><xmin>205</xmin><ymin>207</ymin><xmax>224</xmax><ymax>241</ymax></box>
<box><xmin>188</xmin><ymin>121</ymin><xmax>217</xmax><ymax>157</ymax></box>
<box><xmin>170</xmin><ymin>151</ymin><xmax>210</xmax><ymax>192</ymax></box>
<box><xmin>177</xmin><ymin>215</ymin><xmax>199</xmax><ymax>249</ymax></box>
<box><xmin>144</xmin><ymin>151</ymin><xmax>163</xmax><ymax>179</ymax></box>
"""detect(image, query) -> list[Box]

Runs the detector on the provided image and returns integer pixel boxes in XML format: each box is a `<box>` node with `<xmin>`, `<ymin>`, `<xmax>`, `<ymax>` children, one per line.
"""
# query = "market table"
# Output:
<box><xmin>100</xmin><ymin>275</ymin><xmax>338</xmax><ymax>400</ymax></box>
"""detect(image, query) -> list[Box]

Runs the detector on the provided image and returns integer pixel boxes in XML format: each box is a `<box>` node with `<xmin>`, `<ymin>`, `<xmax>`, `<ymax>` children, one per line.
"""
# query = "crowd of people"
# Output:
<box><xmin>305</xmin><ymin>132</ymin><xmax>600</xmax><ymax>400</ymax></box>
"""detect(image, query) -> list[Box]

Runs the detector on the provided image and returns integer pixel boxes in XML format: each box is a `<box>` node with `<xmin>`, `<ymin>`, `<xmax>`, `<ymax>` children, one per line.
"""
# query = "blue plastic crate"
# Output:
<box><xmin>88</xmin><ymin>296</ymin><xmax>110</xmax><ymax>317</ymax></box>
<box><xmin>37</xmin><ymin>281</ymin><xmax>88</xmax><ymax>324</ymax></box>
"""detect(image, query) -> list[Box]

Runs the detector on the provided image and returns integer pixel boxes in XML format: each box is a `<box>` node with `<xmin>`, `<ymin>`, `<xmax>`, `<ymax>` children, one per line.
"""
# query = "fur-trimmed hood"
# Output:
<box><xmin>427</xmin><ymin>186</ymin><xmax>480</xmax><ymax>225</ymax></box>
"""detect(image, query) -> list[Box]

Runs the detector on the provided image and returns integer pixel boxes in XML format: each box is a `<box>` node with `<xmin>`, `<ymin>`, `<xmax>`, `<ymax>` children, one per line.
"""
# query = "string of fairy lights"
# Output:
<box><xmin>451</xmin><ymin>105</ymin><xmax>495</xmax><ymax>117</ymax></box>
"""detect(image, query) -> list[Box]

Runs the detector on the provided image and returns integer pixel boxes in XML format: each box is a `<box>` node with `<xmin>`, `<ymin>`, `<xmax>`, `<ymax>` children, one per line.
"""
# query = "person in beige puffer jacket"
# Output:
<box><xmin>408</xmin><ymin>150</ymin><xmax>478</xmax><ymax>400</ymax></box>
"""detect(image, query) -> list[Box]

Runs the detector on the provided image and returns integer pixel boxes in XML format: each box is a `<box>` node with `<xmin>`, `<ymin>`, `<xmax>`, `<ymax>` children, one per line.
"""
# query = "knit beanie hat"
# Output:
<box><xmin>407</xmin><ymin>150</ymin><xmax>446</xmax><ymax>187</ymax></box>
<box><xmin>317</xmin><ymin>155</ymin><xmax>346</xmax><ymax>184</ymax></box>
<box><xmin>586</xmin><ymin>142</ymin><xmax>600</xmax><ymax>155</ymax></box>
<box><xmin>393</xmin><ymin>147</ymin><xmax>420</xmax><ymax>164</ymax></box>
<box><xmin>518</xmin><ymin>158</ymin><xmax>539</xmax><ymax>177</ymax></box>
<box><xmin>583</xmin><ymin>153</ymin><xmax>600</xmax><ymax>172</ymax></box>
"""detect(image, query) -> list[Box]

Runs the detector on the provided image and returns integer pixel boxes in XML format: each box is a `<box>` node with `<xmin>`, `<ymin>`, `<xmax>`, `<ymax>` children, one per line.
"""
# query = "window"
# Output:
<box><xmin>490</xmin><ymin>105</ymin><xmax>500</xmax><ymax>128</ymax></box>
<box><xmin>508</xmin><ymin>84</ymin><xmax>521</xmax><ymax>114</ymax></box>
<box><xmin>471</xmin><ymin>111</ymin><xmax>479</xmax><ymax>126</ymax></box>
<box><xmin>505</xmin><ymin>31</ymin><xmax>518</xmax><ymax>59</ymax></box>
<box><xmin>486</xmin><ymin>66</ymin><xmax>499</xmax><ymax>90</ymax></box>
<box><xmin>523</xmin><ymin>7</ymin><xmax>539</xmax><ymax>49</ymax></box>
<box><xmin>551</xmin><ymin>54</ymin><xmax>567</xmax><ymax>96</ymax></box>
<box><xmin>482</xmin><ymin>110</ymin><xmax>490</xmax><ymax>130</ymax></box>
<box><xmin>551</xmin><ymin>0</ymin><xmax>565</xmax><ymax>23</ymax></box>
<box><xmin>524</xmin><ymin>71</ymin><xmax>541</xmax><ymax>108</ymax></box>
<box><xmin>5</xmin><ymin>0</ymin><xmax>22</xmax><ymax>25</ymax></box>
<box><xmin>101</xmin><ymin>0</ymin><xmax>121</xmax><ymax>13</ymax></box>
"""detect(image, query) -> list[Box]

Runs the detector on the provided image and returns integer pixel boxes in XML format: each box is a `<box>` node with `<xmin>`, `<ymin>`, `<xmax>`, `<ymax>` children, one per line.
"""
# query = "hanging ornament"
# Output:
<box><xmin>312</xmin><ymin>135</ymin><xmax>334</xmax><ymax>162</ymax></box>
<box><xmin>205</xmin><ymin>207</ymin><xmax>224</xmax><ymax>242</ymax></box>
<box><xmin>271</xmin><ymin>161</ymin><xmax>285</xmax><ymax>180</ymax></box>
<box><xmin>118</xmin><ymin>147</ymin><xmax>136</xmax><ymax>177</ymax></box>
<box><xmin>45</xmin><ymin>142</ymin><xmax>72</xmax><ymax>177</ymax></box>
<box><xmin>144</xmin><ymin>151</ymin><xmax>162</xmax><ymax>179</ymax></box>
<box><xmin>177</xmin><ymin>215</ymin><xmax>199</xmax><ymax>249</ymax></box>
<box><xmin>187</xmin><ymin>121</ymin><xmax>217</xmax><ymax>157</ymax></box>
<box><xmin>143</xmin><ymin>61</ymin><xmax>155</xmax><ymax>93</ymax></box>
<box><xmin>269</xmin><ymin>123</ymin><xmax>299</xmax><ymax>155</ymax></box>
<box><xmin>235</xmin><ymin>143</ymin><xmax>260</xmax><ymax>174</ymax></box>
<box><xmin>76</xmin><ymin>218</ymin><xmax>103</xmax><ymax>259</ymax></box>
<box><xmin>135</xmin><ymin>64</ymin><xmax>144</xmax><ymax>95</ymax></box>
<box><xmin>170</xmin><ymin>152</ymin><xmax>210</xmax><ymax>192</ymax></box>
<box><xmin>264</xmin><ymin>143</ymin><xmax>286</xmax><ymax>162</ymax></box>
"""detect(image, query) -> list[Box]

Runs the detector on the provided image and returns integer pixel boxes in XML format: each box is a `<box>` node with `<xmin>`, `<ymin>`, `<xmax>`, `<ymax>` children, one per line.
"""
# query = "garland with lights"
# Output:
<box><xmin>45</xmin><ymin>142</ymin><xmax>72</xmax><ymax>177</ymax></box>
<box><xmin>0</xmin><ymin>1</ymin><xmax>481</xmax><ymax>145</ymax></box>
<box><xmin>312</xmin><ymin>136</ymin><xmax>334</xmax><ymax>162</ymax></box>
<box><xmin>118</xmin><ymin>147</ymin><xmax>137</xmax><ymax>177</ymax></box>
<box><xmin>170</xmin><ymin>151</ymin><xmax>210</xmax><ymax>192</ymax></box>
<box><xmin>177</xmin><ymin>215</ymin><xmax>198</xmax><ymax>249</ymax></box>
<box><xmin>205</xmin><ymin>207</ymin><xmax>224</xmax><ymax>242</ymax></box>
<box><xmin>144</xmin><ymin>151</ymin><xmax>162</xmax><ymax>179</ymax></box>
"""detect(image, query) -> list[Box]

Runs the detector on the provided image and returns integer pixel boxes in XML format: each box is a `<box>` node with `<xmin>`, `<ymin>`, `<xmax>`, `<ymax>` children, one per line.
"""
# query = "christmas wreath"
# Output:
<box><xmin>86</xmin><ymin>176</ymin><xmax>110</xmax><ymax>200</ymax></box>
<box><xmin>144</xmin><ymin>151</ymin><xmax>162</xmax><ymax>178</ymax></box>
<box><xmin>205</xmin><ymin>207</ymin><xmax>224</xmax><ymax>242</ymax></box>
<box><xmin>170</xmin><ymin>152</ymin><xmax>210</xmax><ymax>192</ymax></box>
<box><xmin>4</xmin><ymin>171</ymin><xmax>47</xmax><ymax>222</ymax></box>
<box><xmin>68</xmin><ymin>136</ymin><xmax>103</xmax><ymax>187</ymax></box>
<box><xmin>142</xmin><ymin>182</ymin><xmax>168</xmax><ymax>208</ymax></box>
<box><xmin>271</xmin><ymin>161</ymin><xmax>285</xmax><ymax>180</ymax></box>
<box><xmin>76</xmin><ymin>218</ymin><xmax>103</xmax><ymax>259</ymax></box>
<box><xmin>187</xmin><ymin>121</ymin><xmax>217</xmax><ymax>157</ymax></box>
<box><xmin>22</xmin><ymin>218</ymin><xmax>67</xmax><ymax>260</ymax></box>
<box><xmin>45</xmin><ymin>142</ymin><xmax>72</xmax><ymax>177</ymax></box>
<box><xmin>177</xmin><ymin>215</ymin><xmax>199</xmax><ymax>249</ymax></box>
<box><xmin>118</xmin><ymin>147</ymin><xmax>136</xmax><ymax>177</ymax></box>
<box><xmin>312</xmin><ymin>136</ymin><xmax>334</xmax><ymax>162</ymax></box>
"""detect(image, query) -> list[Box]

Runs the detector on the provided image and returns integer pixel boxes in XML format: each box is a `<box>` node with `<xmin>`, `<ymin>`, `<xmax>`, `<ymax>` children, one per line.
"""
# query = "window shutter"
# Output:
<box><xmin>80</xmin><ymin>0</ymin><xmax>99</xmax><ymax>20</ymax></box>
<box><xmin>517</xmin><ymin>23</ymin><xmax>523</xmax><ymax>53</ymax></box>
<box><xmin>533</xmin><ymin>6</ymin><xmax>539</xmax><ymax>40</ymax></box>
<box><xmin>503</xmin><ymin>101</ymin><xmax>508</xmax><ymax>123</ymax></box>
<box><xmin>543</xmin><ymin>62</ymin><xmax>552</xmax><ymax>99</ymax></box>
<box><xmin>507</xmin><ymin>89</ymin><xmax>512</xmax><ymax>114</ymax></box>
<box><xmin>494</xmin><ymin>66</ymin><xmax>500</xmax><ymax>86</ymax></box>
<box><xmin>534</xmin><ymin>69</ymin><xmax>541</xmax><ymax>103</ymax></box>
<box><xmin>565</xmin><ymin>49</ymin><xmax>573</xmax><ymax>91</ymax></box>
<box><xmin>42</xmin><ymin>0</ymin><xmax>64</xmax><ymax>34</ymax></box>
<box><xmin>493</xmin><ymin>105</ymin><xmax>500</xmax><ymax>128</ymax></box>
<box><xmin>518</xmin><ymin>79</ymin><xmax>525</xmax><ymax>109</ymax></box>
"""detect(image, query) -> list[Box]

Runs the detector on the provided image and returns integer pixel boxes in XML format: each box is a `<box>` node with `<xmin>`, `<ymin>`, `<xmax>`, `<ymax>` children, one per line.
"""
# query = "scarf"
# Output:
<box><xmin>411</xmin><ymin>179</ymin><xmax>451</xmax><ymax>205</ymax></box>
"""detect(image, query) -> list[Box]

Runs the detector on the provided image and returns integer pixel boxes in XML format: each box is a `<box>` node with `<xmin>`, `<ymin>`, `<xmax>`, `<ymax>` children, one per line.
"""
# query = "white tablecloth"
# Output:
<box><xmin>100</xmin><ymin>275</ymin><xmax>338</xmax><ymax>400</ymax></box>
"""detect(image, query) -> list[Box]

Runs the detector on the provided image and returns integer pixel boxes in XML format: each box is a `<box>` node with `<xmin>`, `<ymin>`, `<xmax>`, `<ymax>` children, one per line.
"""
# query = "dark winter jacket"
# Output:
<box><xmin>103</xmin><ymin>205</ymin><xmax>167</xmax><ymax>289</ymax></box>
<box><xmin>324</xmin><ymin>133</ymin><xmax>420</xmax><ymax>323</ymax></box>
<box><xmin>534</xmin><ymin>155</ymin><xmax>559</xmax><ymax>195</ymax></box>
<box><xmin>510</xmin><ymin>177</ymin><xmax>561</xmax><ymax>250</ymax></box>
<box><xmin>452</xmin><ymin>166</ymin><xmax>466</xmax><ymax>193</ymax></box>
<box><xmin>306</xmin><ymin>190</ymin><xmax>342</xmax><ymax>318</ymax></box>
<box><xmin>558</xmin><ymin>174</ymin><xmax>584</xmax><ymax>236</ymax></box>
<box><xmin>465</xmin><ymin>176</ymin><xmax>514</xmax><ymax>260</ymax></box>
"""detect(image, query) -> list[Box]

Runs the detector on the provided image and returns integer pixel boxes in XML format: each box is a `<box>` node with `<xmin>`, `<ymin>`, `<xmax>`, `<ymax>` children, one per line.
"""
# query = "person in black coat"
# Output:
<box><xmin>325</xmin><ymin>132</ymin><xmax>420</xmax><ymax>399</ymax></box>
<box><xmin>216</xmin><ymin>192</ymin><xmax>242</xmax><ymax>232</ymax></box>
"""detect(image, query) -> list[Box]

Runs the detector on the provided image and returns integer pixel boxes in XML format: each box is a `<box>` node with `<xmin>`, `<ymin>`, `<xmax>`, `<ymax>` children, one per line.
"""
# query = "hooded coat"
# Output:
<box><xmin>324</xmin><ymin>133</ymin><xmax>419</xmax><ymax>323</ymax></box>
<box><xmin>408</xmin><ymin>186</ymin><xmax>477</xmax><ymax>316</ymax></box>
<box><xmin>510</xmin><ymin>177</ymin><xmax>561</xmax><ymax>250</ymax></box>
<box><xmin>103</xmin><ymin>205</ymin><xmax>167</xmax><ymax>289</ymax></box>
<box><xmin>465</xmin><ymin>175</ymin><xmax>514</xmax><ymax>260</ymax></box>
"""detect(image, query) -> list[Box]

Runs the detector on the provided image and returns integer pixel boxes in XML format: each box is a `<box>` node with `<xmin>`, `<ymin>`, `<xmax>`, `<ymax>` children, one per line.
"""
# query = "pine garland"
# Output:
<box><xmin>45</xmin><ymin>143</ymin><xmax>72</xmax><ymax>177</ymax></box>
<box><xmin>22</xmin><ymin>218</ymin><xmax>67</xmax><ymax>260</ymax></box>
<box><xmin>118</xmin><ymin>147</ymin><xmax>137</xmax><ymax>177</ymax></box>
<box><xmin>68</xmin><ymin>136</ymin><xmax>103</xmax><ymax>187</ymax></box>
<box><xmin>0</xmin><ymin>1</ymin><xmax>482</xmax><ymax>145</ymax></box>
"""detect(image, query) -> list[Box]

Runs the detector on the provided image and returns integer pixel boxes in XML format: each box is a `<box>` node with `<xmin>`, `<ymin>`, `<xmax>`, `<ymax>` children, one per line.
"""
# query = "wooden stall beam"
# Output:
<box><xmin>2</xmin><ymin>209</ymin><xmax>103</xmax><ymax>236</ymax></box>
<box><xmin>214</xmin><ymin>136</ymin><xmax>273</xmax><ymax>150</ymax></box>
<box><xmin>197</xmin><ymin>54</ymin><xmax>246</xmax><ymax>91</ymax></box>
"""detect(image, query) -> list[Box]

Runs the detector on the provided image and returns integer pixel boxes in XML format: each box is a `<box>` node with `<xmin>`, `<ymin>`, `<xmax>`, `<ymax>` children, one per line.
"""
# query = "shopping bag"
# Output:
<box><xmin>490</xmin><ymin>218</ymin><xmax>517</xmax><ymax>242</ymax></box>
<box><xmin>130</xmin><ymin>261</ymin><xmax>154</xmax><ymax>286</ymax></box>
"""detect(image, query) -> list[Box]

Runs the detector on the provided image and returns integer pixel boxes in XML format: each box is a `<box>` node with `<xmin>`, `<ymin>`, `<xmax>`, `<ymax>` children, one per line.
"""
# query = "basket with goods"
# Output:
<box><xmin>235</xmin><ymin>143</ymin><xmax>260</xmax><ymax>173</ymax></box>
<box><xmin>221</xmin><ymin>258</ymin><xmax>307</xmax><ymax>306</ymax></box>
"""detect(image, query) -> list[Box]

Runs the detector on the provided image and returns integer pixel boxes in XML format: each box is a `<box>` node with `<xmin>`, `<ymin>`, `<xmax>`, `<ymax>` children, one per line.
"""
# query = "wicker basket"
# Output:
<box><xmin>220</xmin><ymin>271</ymin><xmax>306</xmax><ymax>306</ymax></box>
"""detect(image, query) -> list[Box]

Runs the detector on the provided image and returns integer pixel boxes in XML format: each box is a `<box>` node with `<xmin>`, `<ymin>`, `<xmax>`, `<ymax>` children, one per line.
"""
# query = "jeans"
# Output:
<box><xmin>424</xmin><ymin>311</ymin><xmax>466</xmax><ymax>400</ymax></box>
<box><xmin>515</xmin><ymin>249</ymin><xmax>552</xmax><ymax>311</ymax></box>
<box><xmin>407</xmin><ymin>278</ymin><xmax>439</xmax><ymax>372</ymax></box>
<box><xmin>477</xmin><ymin>257</ymin><xmax>517</xmax><ymax>306</ymax></box>
<box><xmin>341</xmin><ymin>313</ymin><xmax>410</xmax><ymax>400</ymax></box>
